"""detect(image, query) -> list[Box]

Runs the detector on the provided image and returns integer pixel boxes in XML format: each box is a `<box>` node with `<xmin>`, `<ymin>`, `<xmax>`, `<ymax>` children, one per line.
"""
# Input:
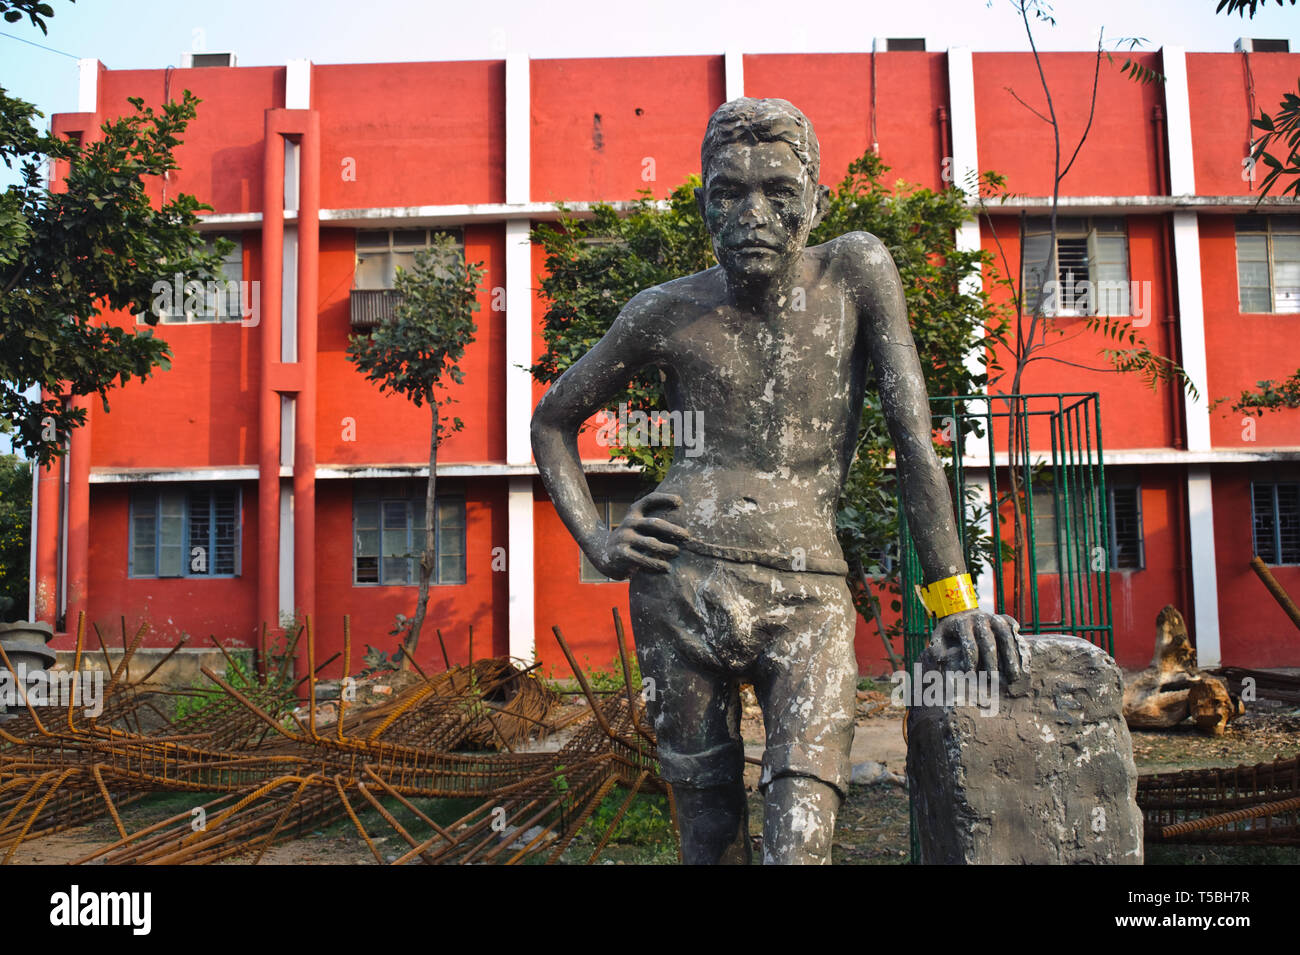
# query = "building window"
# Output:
<box><xmin>1031</xmin><ymin>487</ymin><xmax>1063</xmax><ymax>574</ymax></box>
<box><xmin>154</xmin><ymin>234</ymin><xmax>245</xmax><ymax>323</ymax></box>
<box><xmin>353</xmin><ymin>228</ymin><xmax>463</xmax><ymax>290</ymax></box>
<box><xmin>1235</xmin><ymin>216</ymin><xmax>1300</xmax><ymax>313</ymax></box>
<box><xmin>1022</xmin><ymin>217</ymin><xmax>1130</xmax><ymax>317</ymax></box>
<box><xmin>580</xmin><ymin>497</ymin><xmax>634</xmax><ymax>583</ymax></box>
<box><xmin>1107</xmin><ymin>485</ymin><xmax>1144</xmax><ymax>570</ymax></box>
<box><xmin>1253</xmin><ymin>481</ymin><xmax>1300</xmax><ymax>565</ymax></box>
<box><xmin>130</xmin><ymin>486</ymin><xmax>241</xmax><ymax>577</ymax></box>
<box><xmin>353</xmin><ymin>485</ymin><xmax>466</xmax><ymax>585</ymax></box>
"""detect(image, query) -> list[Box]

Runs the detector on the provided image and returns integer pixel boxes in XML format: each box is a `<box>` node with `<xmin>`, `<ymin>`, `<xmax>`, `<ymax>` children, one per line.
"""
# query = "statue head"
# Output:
<box><xmin>696</xmin><ymin>97</ymin><xmax>831</xmax><ymax>284</ymax></box>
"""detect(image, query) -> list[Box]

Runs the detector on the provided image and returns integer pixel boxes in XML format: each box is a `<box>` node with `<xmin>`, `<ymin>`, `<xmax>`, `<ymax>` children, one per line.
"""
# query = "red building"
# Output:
<box><xmin>28</xmin><ymin>43</ymin><xmax>1300</xmax><ymax>677</ymax></box>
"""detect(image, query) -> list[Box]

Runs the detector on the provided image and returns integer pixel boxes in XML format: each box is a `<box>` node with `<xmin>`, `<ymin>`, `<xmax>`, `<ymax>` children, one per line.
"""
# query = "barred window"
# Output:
<box><xmin>1253</xmin><ymin>481</ymin><xmax>1300</xmax><ymax>565</ymax></box>
<box><xmin>1235</xmin><ymin>216</ymin><xmax>1300</xmax><ymax>313</ymax></box>
<box><xmin>130</xmin><ymin>486</ymin><xmax>241</xmax><ymax>577</ymax></box>
<box><xmin>353</xmin><ymin>484</ymin><xmax>466</xmax><ymax>585</ymax></box>
<box><xmin>1107</xmin><ymin>485</ymin><xmax>1144</xmax><ymax>570</ymax></box>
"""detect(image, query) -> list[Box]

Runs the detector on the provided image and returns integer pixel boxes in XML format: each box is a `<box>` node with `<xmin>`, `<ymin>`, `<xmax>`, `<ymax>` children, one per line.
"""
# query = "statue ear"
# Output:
<box><xmin>694</xmin><ymin>186</ymin><xmax>706</xmax><ymax>220</ymax></box>
<box><xmin>811</xmin><ymin>183</ymin><xmax>831</xmax><ymax>228</ymax></box>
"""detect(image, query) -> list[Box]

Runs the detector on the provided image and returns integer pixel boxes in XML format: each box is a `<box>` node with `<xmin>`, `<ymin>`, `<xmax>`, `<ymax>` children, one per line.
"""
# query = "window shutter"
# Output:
<box><xmin>1088</xmin><ymin>228</ymin><xmax>1130</xmax><ymax>316</ymax></box>
<box><xmin>131</xmin><ymin>492</ymin><xmax>158</xmax><ymax>577</ymax></box>
<box><xmin>1236</xmin><ymin>232</ymin><xmax>1272</xmax><ymax>312</ymax></box>
<box><xmin>1270</xmin><ymin>233</ymin><xmax>1300</xmax><ymax>314</ymax></box>
<box><xmin>158</xmin><ymin>491</ymin><xmax>185</xmax><ymax>577</ymax></box>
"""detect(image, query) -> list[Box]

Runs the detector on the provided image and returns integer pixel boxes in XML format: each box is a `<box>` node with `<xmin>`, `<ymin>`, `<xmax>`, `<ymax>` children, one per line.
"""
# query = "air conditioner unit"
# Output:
<box><xmin>1235</xmin><ymin>38</ymin><xmax>1290</xmax><ymax>53</ymax></box>
<box><xmin>180</xmin><ymin>51</ymin><xmax>238</xmax><ymax>68</ymax></box>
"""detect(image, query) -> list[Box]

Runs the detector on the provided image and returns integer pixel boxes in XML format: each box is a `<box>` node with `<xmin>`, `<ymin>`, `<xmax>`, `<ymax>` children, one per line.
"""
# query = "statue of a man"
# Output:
<box><xmin>532</xmin><ymin>97</ymin><xmax>1024</xmax><ymax>864</ymax></box>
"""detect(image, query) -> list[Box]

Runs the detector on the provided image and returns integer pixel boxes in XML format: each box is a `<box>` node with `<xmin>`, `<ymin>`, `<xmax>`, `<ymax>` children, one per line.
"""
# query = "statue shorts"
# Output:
<box><xmin>628</xmin><ymin>546</ymin><xmax>858</xmax><ymax>802</ymax></box>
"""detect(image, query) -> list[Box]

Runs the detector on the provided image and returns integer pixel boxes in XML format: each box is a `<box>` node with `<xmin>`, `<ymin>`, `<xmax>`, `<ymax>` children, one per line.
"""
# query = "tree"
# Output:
<box><xmin>346</xmin><ymin>233</ymin><xmax>483</xmax><ymax>667</ymax></box>
<box><xmin>1</xmin><ymin>0</ymin><xmax>225</xmax><ymax>466</ymax></box>
<box><xmin>980</xmin><ymin>0</ymin><xmax>1199</xmax><ymax>620</ymax></box>
<box><xmin>531</xmin><ymin>159</ymin><xmax>1008</xmax><ymax>662</ymax></box>
<box><xmin>0</xmin><ymin>453</ymin><xmax>32</xmax><ymax>621</ymax></box>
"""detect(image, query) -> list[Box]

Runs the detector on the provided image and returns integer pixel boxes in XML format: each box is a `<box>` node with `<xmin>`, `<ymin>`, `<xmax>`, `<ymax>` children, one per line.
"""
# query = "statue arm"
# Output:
<box><xmin>851</xmin><ymin>232</ymin><xmax>1025</xmax><ymax>681</ymax></box>
<box><xmin>852</xmin><ymin>234</ymin><xmax>967</xmax><ymax>586</ymax></box>
<box><xmin>530</xmin><ymin>289</ymin><xmax>686</xmax><ymax>577</ymax></box>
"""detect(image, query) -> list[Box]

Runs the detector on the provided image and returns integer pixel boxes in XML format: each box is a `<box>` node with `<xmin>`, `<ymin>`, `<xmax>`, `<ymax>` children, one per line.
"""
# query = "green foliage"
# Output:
<box><xmin>581</xmin><ymin>791</ymin><xmax>673</xmax><ymax>844</ymax></box>
<box><xmin>1</xmin><ymin>3</ymin><xmax>225</xmax><ymax>465</ymax></box>
<box><xmin>530</xmin><ymin>180</ymin><xmax>711</xmax><ymax>480</ymax></box>
<box><xmin>357</xmin><ymin>614</ymin><xmax>413</xmax><ymax>678</ymax></box>
<box><xmin>1250</xmin><ymin>87</ymin><xmax>1300</xmax><ymax>200</ymax></box>
<box><xmin>175</xmin><ymin>652</ymin><xmax>255</xmax><ymax>723</ymax></box>
<box><xmin>578</xmin><ymin>655</ymin><xmax>643</xmax><ymax>694</ymax></box>
<box><xmin>0</xmin><ymin>1</ymin><xmax>63</xmax><ymax>33</ymax></box>
<box><xmin>0</xmin><ymin>454</ymin><xmax>32</xmax><ymax>621</ymax></box>
<box><xmin>1216</xmin><ymin>0</ymin><xmax>1296</xmax><ymax>15</ymax></box>
<box><xmin>1219</xmin><ymin>368</ymin><xmax>1300</xmax><ymax>416</ymax></box>
<box><xmin>346</xmin><ymin>233</ymin><xmax>485</xmax><ymax>434</ymax></box>
<box><xmin>530</xmin><ymin>154</ymin><xmax>1007</xmax><ymax>637</ymax></box>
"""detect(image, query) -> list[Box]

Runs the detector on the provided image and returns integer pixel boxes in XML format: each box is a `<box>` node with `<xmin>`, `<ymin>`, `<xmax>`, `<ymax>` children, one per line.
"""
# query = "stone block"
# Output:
<box><xmin>906</xmin><ymin>633</ymin><xmax>1142</xmax><ymax>864</ymax></box>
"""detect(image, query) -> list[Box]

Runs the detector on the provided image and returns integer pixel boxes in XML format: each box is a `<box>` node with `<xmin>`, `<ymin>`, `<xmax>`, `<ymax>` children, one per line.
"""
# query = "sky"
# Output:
<box><xmin>2</xmin><ymin>0</ymin><xmax>1298</xmax><ymax>456</ymax></box>
<box><xmin>2</xmin><ymin>0</ymin><xmax>1299</xmax><ymax>125</ymax></box>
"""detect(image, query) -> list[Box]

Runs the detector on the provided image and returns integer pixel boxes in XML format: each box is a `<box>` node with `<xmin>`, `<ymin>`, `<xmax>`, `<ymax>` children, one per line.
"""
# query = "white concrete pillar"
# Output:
<box><xmin>504</xmin><ymin>53</ymin><xmax>537</xmax><ymax>661</ymax></box>
<box><xmin>724</xmin><ymin>50</ymin><xmax>744</xmax><ymax>102</ymax></box>
<box><xmin>1164</xmin><ymin>46</ymin><xmax>1220</xmax><ymax>662</ymax></box>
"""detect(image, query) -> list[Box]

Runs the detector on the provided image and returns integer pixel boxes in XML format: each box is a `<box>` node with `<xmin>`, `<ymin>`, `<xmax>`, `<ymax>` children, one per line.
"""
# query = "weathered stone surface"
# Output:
<box><xmin>906</xmin><ymin>633</ymin><xmax>1142</xmax><ymax>864</ymax></box>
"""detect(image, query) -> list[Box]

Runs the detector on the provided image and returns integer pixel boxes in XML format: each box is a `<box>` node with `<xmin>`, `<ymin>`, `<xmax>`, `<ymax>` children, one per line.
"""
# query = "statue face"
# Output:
<box><xmin>699</xmin><ymin>140</ymin><xmax>819</xmax><ymax>284</ymax></box>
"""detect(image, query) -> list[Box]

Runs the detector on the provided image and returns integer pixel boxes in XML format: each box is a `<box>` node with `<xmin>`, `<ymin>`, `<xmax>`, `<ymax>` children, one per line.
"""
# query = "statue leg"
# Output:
<box><xmin>629</xmin><ymin>556</ymin><xmax>753</xmax><ymax>865</ymax></box>
<box><xmin>760</xmin><ymin>774</ymin><xmax>841</xmax><ymax>865</ymax></box>
<box><xmin>754</xmin><ymin>570</ymin><xmax>857</xmax><ymax>865</ymax></box>
<box><xmin>670</xmin><ymin>780</ymin><xmax>751</xmax><ymax>865</ymax></box>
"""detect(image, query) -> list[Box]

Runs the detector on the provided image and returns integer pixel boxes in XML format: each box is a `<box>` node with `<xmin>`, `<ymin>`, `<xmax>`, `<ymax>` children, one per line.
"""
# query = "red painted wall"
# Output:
<box><xmin>745</xmin><ymin>52</ymin><xmax>949</xmax><ymax>191</ymax></box>
<box><xmin>312</xmin><ymin>478</ymin><xmax>509</xmax><ymax>673</ymax></box>
<box><xmin>531</xmin><ymin>56</ymin><xmax>724</xmax><ymax>202</ymax></box>
<box><xmin>1199</xmin><ymin>214</ymin><xmax>1300</xmax><ymax>448</ymax></box>
<box><xmin>1109</xmin><ymin>471</ymin><xmax>1189</xmax><ymax>669</ymax></box>
<box><xmin>980</xmin><ymin>215</ymin><xmax>1181</xmax><ymax>451</ymax></box>
<box><xmin>315</xmin><ymin>61</ymin><xmax>505</xmax><ymax>209</ymax></box>
<box><xmin>1187</xmin><ymin>52</ymin><xmax>1300</xmax><ymax>196</ymax></box>
<box><xmin>531</xmin><ymin>483</ymin><xmax>632</xmax><ymax>679</ymax></box>
<box><xmin>1213</xmin><ymin>466</ymin><xmax>1300</xmax><ymax>667</ymax></box>
<box><xmin>973</xmin><ymin>52</ymin><xmax>1165</xmax><ymax>196</ymax></box>
<box><xmin>100</xmin><ymin>67</ymin><xmax>284</xmax><ymax>215</ymax></box>
<box><xmin>315</xmin><ymin>224</ymin><xmax>507</xmax><ymax>465</ymax></box>
<box><xmin>90</xmin><ymin>233</ymin><xmax>263</xmax><ymax>470</ymax></box>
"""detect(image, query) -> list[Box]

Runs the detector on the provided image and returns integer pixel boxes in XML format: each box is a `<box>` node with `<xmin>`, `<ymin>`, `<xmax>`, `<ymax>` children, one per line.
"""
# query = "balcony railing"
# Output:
<box><xmin>349</xmin><ymin>288</ymin><xmax>403</xmax><ymax>329</ymax></box>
